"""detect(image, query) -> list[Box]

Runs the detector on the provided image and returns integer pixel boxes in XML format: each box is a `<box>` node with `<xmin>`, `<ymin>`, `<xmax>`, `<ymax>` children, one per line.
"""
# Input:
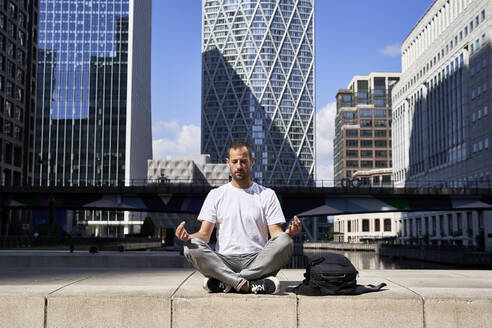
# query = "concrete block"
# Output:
<box><xmin>46</xmin><ymin>269</ymin><xmax>193</xmax><ymax>328</ymax></box>
<box><xmin>298</xmin><ymin>295</ymin><xmax>423</xmax><ymax>328</ymax></box>
<box><xmin>0</xmin><ymin>294</ymin><xmax>45</xmax><ymax>328</ymax></box>
<box><xmin>172</xmin><ymin>271</ymin><xmax>297</xmax><ymax>328</ymax></box>
<box><xmin>424</xmin><ymin>297</ymin><xmax>492</xmax><ymax>328</ymax></box>
<box><xmin>282</xmin><ymin>269</ymin><xmax>423</xmax><ymax>328</ymax></box>
<box><xmin>47</xmin><ymin>294</ymin><xmax>170</xmax><ymax>328</ymax></box>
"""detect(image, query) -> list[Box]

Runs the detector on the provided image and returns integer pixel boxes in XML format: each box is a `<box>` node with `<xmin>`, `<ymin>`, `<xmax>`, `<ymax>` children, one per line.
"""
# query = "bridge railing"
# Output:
<box><xmin>7</xmin><ymin>178</ymin><xmax>492</xmax><ymax>193</ymax></box>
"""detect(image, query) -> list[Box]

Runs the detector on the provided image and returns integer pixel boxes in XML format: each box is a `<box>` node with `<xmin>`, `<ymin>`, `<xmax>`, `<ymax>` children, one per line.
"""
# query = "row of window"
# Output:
<box><xmin>345</xmin><ymin>160</ymin><xmax>390</xmax><ymax>169</ymax></box>
<box><xmin>345</xmin><ymin>129</ymin><xmax>388</xmax><ymax>138</ymax></box>
<box><xmin>346</xmin><ymin>218</ymin><xmax>392</xmax><ymax>233</ymax></box>
<box><xmin>345</xmin><ymin>140</ymin><xmax>389</xmax><ymax>148</ymax></box>
<box><xmin>471</xmin><ymin>82</ymin><xmax>487</xmax><ymax>99</ymax></box>
<box><xmin>472</xmin><ymin>138</ymin><xmax>489</xmax><ymax>153</ymax></box>
<box><xmin>346</xmin><ymin>150</ymin><xmax>389</xmax><ymax>158</ymax></box>
<box><xmin>471</xmin><ymin>106</ymin><xmax>488</xmax><ymax>122</ymax></box>
<box><xmin>396</xmin><ymin>9</ymin><xmax>486</xmax><ymax>102</ymax></box>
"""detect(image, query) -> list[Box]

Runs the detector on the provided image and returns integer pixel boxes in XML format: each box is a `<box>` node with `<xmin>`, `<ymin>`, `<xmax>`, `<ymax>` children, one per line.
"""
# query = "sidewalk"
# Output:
<box><xmin>0</xmin><ymin>267</ymin><xmax>491</xmax><ymax>328</ymax></box>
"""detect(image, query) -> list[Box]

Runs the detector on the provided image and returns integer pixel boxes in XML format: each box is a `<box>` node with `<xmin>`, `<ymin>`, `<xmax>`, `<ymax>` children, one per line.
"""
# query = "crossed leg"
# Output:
<box><xmin>183</xmin><ymin>232</ymin><xmax>293</xmax><ymax>292</ymax></box>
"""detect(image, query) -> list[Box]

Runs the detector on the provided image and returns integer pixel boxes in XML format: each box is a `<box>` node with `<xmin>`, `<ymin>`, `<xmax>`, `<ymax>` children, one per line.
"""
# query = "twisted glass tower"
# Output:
<box><xmin>202</xmin><ymin>0</ymin><xmax>315</xmax><ymax>185</ymax></box>
<box><xmin>34</xmin><ymin>0</ymin><xmax>152</xmax><ymax>187</ymax></box>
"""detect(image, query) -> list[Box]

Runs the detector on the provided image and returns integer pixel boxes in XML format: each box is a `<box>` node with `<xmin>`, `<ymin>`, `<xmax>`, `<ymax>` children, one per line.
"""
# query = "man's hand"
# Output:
<box><xmin>176</xmin><ymin>221</ymin><xmax>191</xmax><ymax>242</ymax></box>
<box><xmin>286</xmin><ymin>216</ymin><xmax>302</xmax><ymax>237</ymax></box>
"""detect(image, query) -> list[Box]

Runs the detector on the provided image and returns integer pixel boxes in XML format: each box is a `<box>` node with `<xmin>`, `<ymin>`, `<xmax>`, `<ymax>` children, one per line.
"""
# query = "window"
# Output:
<box><xmin>346</xmin><ymin>130</ymin><xmax>358</xmax><ymax>138</ymax></box>
<box><xmin>14</xmin><ymin>106</ymin><xmax>21</xmax><ymax>121</ymax></box>
<box><xmin>485</xmin><ymin>138</ymin><xmax>489</xmax><ymax>149</ymax></box>
<box><xmin>473</xmin><ymin>143</ymin><xmax>477</xmax><ymax>152</ymax></box>
<box><xmin>485</xmin><ymin>106</ymin><xmax>489</xmax><ymax>116</ymax></box>
<box><xmin>375</xmin><ymin>150</ymin><xmax>387</xmax><ymax>158</ymax></box>
<box><xmin>360</xmin><ymin>109</ymin><xmax>372</xmax><ymax>117</ymax></box>
<box><xmin>374</xmin><ymin>109</ymin><xmax>386</xmax><ymax>117</ymax></box>
<box><xmin>375</xmin><ymin>161</ymin><xmax>388</xmax><ymax>168</ymax></box>
<box><xmin>374</xmin><ymin>130</ymin><xmax>386</xmax><ymax>138</ymax></box>
<box><xmin>373</xmin><ymin>176</ymin><xmax>380</xmax><ymax>185</ymax></box>
<box><xmin>375</xmin><ymin>219</ymin><xmax>380</xmax><ymax>232</ymax></box>
<box><xmin>482</xmin><ymin>34</ymin><xmax>486</xmax><ymax>44</ymax></box>
<box><xmin>374</xmin><ymin>99</ymin><xmax>385</xmax><ymax>107</ymax></box>
<box><xmin>360</xmin><ymin>119</ymin><xmax>372</xmax><ymax>127</ymax></box>
<box><xmin>343</xmin><ymin>112</ymin><xmax>356</xmax><ymax>120</ymax></box>
<box><xmin>470</xmin><ymin>21</ymin><xmax>474</xmax><ymax>32</ymax></box>
<box><xmin>360</xmin><ymin>140</ymin><xmax>372</xmax><ymax>148</ymax></box>
<box><xmin>346</xmin><ymin>140</ymin><xmax>358</xmax><ymax>148</ymax></box>
<box><xmin>360</xmin><ymin>150</ymin><xmax>372</xmax><ymax>158</ymax></box>
<box><xmin>346</xmin><ymin>160</ymin><xmax>358</xmax><ymax>168</ymax></box>
<box><xmin>360</xmin><ymin>129</ymin><xmax>372</xmax><ymax>138</ymax></box>
<box><xmin>384</xmin><ymin>219</ymin><xmax>392</xmax><ymax>232</ymax></box>
<box><xmin>346</xmin><ymin>150</ymin><xmax>358</xmax><ymax>158</ymax></box>
<box><xmin>479</xmin><ymin>141</ymin><xmax>483</xmax><ymax>151</ymax></box>
<box><xmin>472</xmin><ymin>112</ymin><xmax>476</xmax><ymax>121</ymax></box>
<box><xmin>479</xmin><ymin>110</ymin><xmax>482</xmax><ymax>119</ymax></box>
<box><xmin>8</xmin><ymin>2</ymin><xmax>16</xmax><ymax>18</ymax></box>
<box><xmin>482</xmin><ymin>10</ymin><xmax>486</xmax><ymax>21</ymax></box>
<box><xmin>362</xmin><ymin>219</ymin><xmax>370</xmax><ymax>232</ymax></box>
<box><xmin>361</xmin><ymin>160</ymin><xmax>373</xmax><ymax>168</ymax></box>
<box><xmin>374</xmin><ymin>120</ymin><xmax>387</xmax><ymax>127</ymax></box>
<box><xmin>375</xmin><ymin>140</ymin><xmax>387</xmax><ymax>148</ymax></box>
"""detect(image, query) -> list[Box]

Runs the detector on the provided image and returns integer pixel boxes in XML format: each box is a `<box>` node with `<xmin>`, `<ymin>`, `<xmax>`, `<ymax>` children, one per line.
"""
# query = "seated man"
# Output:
<box><xmin>175</xmin><ymin>140</ymin><xmax>302</xmax><ymax>294</ymax></box>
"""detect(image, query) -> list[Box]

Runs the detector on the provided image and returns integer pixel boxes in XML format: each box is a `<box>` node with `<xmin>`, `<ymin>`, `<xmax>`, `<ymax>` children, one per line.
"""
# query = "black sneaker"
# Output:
<box><xmin>203</xmin><ymin>277</ymin><xmax>232</xmax><ymax>293</ymax></box>
<box><xmin>249</xmin><ymin>276</ymin><xmax>280</xmax><ymax>294</ymax></box>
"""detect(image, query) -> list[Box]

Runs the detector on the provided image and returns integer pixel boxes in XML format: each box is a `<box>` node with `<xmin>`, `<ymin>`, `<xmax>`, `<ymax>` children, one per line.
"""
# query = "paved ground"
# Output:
<box><xmin>0</xmin><ymin>267</ymin><xmax>491</xmax><ymax>328</ymax></box>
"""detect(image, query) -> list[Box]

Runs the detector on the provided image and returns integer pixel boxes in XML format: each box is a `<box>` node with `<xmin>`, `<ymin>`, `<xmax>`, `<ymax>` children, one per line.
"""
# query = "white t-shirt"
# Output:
<box><xmin>197</xmin><ymin>182</ymin><xmax>286</xmax><ymax>255</ymax></box>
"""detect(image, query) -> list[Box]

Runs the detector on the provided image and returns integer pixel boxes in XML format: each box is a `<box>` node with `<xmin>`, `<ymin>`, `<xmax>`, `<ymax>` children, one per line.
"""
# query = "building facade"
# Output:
<box><xmin>0</xmin><ymin>0</ymin><xmax>38</xmax><ymax>186</ymax></box>
<box><xmin>34</xmin><ymin>0</ymin><xmax>152</xmax><ymax>236</ymax></box>
<box><xmin>397</xmin><ymin>210</ymin><xmax>491</xmax><ymax>250</ymax></box>
<box><xmin>201</xmin><ymin>0</ymin><xmax>315</xmax><ymax>186</ymax></box>
<box><xmin>393</xmin><ymin>0</ymin><xmax>492</xmax><ymax>188</ymax></box>
<box><xmin>334</xmin><ymin>73</ymin><xmax>400</xmax><ymax>186</ymax></box>
<box><xmin>147</xmin><ymin>155</ymin><xmax>230</xmax><ymax>187</ymax></box>
<box><xmin>333</xmin><ymin>212</ymin><xmax>400</xmax><ymax>243</ymax></box>
<box><xmin>34</xmin><ymin>0</ymin><xmax>152</xmax><ymax>188</ymax></box>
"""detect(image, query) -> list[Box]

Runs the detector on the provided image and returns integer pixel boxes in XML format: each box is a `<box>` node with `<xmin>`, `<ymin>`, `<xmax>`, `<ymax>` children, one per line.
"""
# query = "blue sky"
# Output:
<box><xmin>150</xmin><ymin>0</ymin><xmax>435</xmax><ymax>180</ymax></box>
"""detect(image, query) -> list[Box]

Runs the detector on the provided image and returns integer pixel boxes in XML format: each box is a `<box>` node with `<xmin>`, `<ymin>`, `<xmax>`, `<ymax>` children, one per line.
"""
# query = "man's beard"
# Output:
<box><xmin>232</xmin><ymin>170</ymin><xmax>249</xmax><ymax>181</ymax></box>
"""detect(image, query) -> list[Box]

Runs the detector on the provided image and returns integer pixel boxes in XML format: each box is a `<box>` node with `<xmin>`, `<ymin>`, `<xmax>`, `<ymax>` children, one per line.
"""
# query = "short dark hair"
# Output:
<box><xmin>228</xmin><ymin>140</ymin><xmax>253</xmax><ymax>159</ymax></box>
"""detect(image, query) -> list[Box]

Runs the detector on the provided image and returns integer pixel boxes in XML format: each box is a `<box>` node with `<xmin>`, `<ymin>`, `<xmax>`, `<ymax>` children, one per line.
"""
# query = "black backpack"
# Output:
<box><xmin>291</xmin><ymin>253</ymin><xmax>387</xmax><ymax>296</ymax></box>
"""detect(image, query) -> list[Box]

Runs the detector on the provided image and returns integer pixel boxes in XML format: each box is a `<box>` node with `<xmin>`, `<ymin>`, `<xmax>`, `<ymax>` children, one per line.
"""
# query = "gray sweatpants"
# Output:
<box><xmin>183</xmin><ymin>232</ymin><xmax>293</xmax><ymax>291</ymax></box>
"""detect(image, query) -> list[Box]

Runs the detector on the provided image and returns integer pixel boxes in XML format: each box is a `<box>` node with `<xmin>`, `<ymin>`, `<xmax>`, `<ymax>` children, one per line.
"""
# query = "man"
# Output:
<box><xmin>175</xmin><ymin>141</ymin><xmax>302</xmax><ymax>294</ymax></box>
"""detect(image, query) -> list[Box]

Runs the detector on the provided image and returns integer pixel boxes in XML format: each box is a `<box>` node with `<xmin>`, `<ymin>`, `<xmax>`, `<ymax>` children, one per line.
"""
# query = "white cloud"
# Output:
<box><xmin>152</xmin><ymin>121</ymin><xmax>201</xmax><ymax>160</ymax></box>
<box><xmin>152</xmin><ymin>120</ymin><xmax>181</xmax><ymax>139</ymax></box>
<box><xmin>379</xmin><ymin>43</ymin><xmax>401</xmax><ymax>57</ymax></box>
<box><xmin>315</xmin><ymin>102</ymin><xmax>336</xmax><ymax>184</ymax></box>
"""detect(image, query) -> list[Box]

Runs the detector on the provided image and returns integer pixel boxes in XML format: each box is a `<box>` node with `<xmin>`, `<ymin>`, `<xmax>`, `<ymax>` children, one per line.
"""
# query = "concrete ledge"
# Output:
<box><xmin>1</xmin><ymin>268</ymin><xmax>492</xmax><ymax>327</ymax></box>
<box><xmin>0</xmin><ymin>293</ymin><xmax>45</xmax><ymax>328</ymax></box>
<box><xmin>0</xmin><ymin>250</ymin><xmax>187</xmax><ymax>268</ymax></box>
<box><xmin>172</xmin><ymin>271</ymin><xmax>297</xmax><ymax>328</ymax></box>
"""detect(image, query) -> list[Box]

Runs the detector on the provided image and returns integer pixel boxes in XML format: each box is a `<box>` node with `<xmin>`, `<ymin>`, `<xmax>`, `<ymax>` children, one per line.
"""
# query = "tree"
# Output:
<box><xmin>141</xmin><ymin>217</ymin><xmax>156</xmax><ymax>237</ymax></box>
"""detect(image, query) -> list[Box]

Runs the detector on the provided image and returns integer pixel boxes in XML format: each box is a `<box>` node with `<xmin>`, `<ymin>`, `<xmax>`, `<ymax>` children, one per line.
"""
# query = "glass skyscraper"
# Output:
<box><xmin>202</xmin><ymin>0</ymin><xmax>315</xmax><ymax>185</ymax></box>
<box><xmin>34</xmin><ymin>0</ymin><xmax>152</xmax><ymax>187</ymax></box>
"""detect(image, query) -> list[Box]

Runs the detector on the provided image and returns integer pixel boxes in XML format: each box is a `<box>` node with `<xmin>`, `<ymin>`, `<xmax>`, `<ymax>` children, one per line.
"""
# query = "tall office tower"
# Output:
<box><xmin>34</xmin><ymin>0</ymin><xmax>152</xmax><ymax>188</ymax></box>
<box><xmin>393</xmin><ymin>0</ymin><xmax>492</xmax><ymax>188</ymax></box>
<box><xmin>0</xmin><ymin>0</ymin><xmax>38</xmax><ymax>186</ymax></box>
<box><xmin>201</xmin><ymin>0</ymin><xmax>315</xmax><ymax>185</ymax></box>
<box><xmin>334</xmin><ymin>73</ymin><xmax>400</xmax><ymax>187</ymax></box>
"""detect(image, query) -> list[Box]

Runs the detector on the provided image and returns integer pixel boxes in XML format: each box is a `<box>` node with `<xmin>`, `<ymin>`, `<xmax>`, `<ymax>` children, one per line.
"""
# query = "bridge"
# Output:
<box><xmin>2</xmin><ymin>183</ymin><xmax>492</xmax><ymax>219</ymax></box>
